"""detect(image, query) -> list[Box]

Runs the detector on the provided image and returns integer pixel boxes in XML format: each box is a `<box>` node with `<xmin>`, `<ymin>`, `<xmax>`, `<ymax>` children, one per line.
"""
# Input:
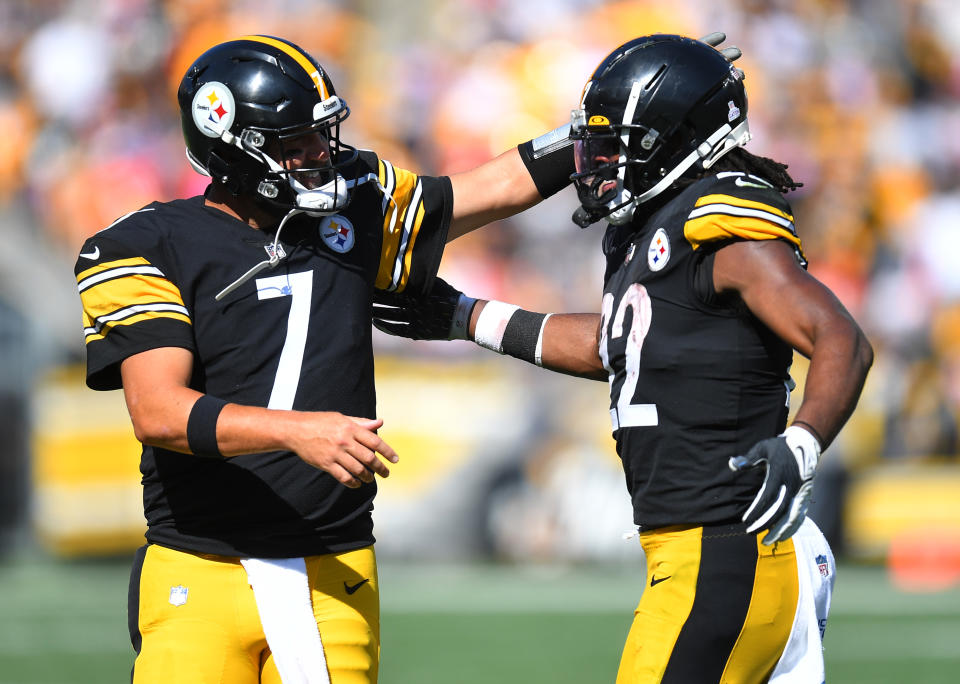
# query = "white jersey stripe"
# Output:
<box><xmin>84</xmin><ymin>302</ymin><xmax>190</xmax><ymax>337</ymax></box>
<box><xmin>77</xmin><ymin>265</ymin><xmax>166</xmax><ymax>293</ymax></box>
<box><xmin>390</xmin><ymin>179</ymin><xmax>423</xmax><ymax>291</ymax></box>
<box><xmin>688</xmin><ymin>202</ymin><xmax>794</xmax><ymax>230</ymax></box>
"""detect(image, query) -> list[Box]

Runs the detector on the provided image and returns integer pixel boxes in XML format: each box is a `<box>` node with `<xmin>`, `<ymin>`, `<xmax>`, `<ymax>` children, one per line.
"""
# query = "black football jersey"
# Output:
<box><xmin>75</xmin><ymin>150</ymin><xmax>451</xmax><ymax>557</ymax></box>
<box><xmin>600</xmin><ymin>172</ymin><xmax>805</xmax><ymax>530</ymax></box>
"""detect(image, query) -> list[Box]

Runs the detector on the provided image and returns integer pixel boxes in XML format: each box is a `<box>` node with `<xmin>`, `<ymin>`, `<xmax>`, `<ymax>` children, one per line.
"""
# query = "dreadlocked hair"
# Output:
<box><xmin>708</xmin><ymin>147</ymin><xmax>802</xmax><ymax>193</ymax></box>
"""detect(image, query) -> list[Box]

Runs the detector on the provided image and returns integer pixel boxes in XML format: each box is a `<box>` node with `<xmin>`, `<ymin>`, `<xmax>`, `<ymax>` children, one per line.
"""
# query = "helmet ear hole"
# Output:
<box><xmin>207</xmin><ymin>151</ymin><xmax>242</xmax><ymax>195</ymax></box>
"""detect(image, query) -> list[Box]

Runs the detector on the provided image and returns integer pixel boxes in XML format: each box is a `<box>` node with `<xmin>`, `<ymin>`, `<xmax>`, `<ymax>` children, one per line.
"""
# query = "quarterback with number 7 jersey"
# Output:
<box><xmin>74</xmin><ymin>35</ymin><xmax>575</xmax><ymax>684</ymax></box>
<box><xmin>372</xmin><ymin>34</ymin><xmax>874</xmax><ymax>683</ymax></box>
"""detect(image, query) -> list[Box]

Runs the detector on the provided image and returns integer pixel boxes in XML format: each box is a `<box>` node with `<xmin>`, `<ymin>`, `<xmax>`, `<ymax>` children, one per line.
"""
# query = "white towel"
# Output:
<box><xmin>769</xmin><ymin>517</ymin><xmax>835</xmax><ymax>684</ymax></box>
<box><xmin>241</xmin><ymin>557</ymin><xmax>330</xmax><ymax>684</ymax></box>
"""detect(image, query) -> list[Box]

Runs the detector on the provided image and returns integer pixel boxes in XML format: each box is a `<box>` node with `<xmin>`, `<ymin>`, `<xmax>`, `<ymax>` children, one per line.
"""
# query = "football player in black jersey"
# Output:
<box><xmin>75</xmin><ymin>35</ymin><xmax>577</xmax><ymax>684</ymax></box>
<box><xmin>373</xmin><ymin>34</ymin><xmax>873</xmax><ymax>683</ymax></box>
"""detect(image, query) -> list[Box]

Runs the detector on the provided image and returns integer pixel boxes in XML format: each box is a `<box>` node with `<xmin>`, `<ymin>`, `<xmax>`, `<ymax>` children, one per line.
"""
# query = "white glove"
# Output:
<box><xmin>729</xmin><ymin>425</ymin><xmax>821</xmax><ymax>545</ymax></box>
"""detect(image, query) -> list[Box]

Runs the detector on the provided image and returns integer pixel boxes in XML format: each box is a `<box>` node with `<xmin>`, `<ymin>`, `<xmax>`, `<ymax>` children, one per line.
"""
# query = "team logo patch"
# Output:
<box><xmin>816</xmin><ymin>554</ymin><xmax>830</xmax><ymax>578</ymax></box>
<box><xmin>169</xmin><ymin>585</ymin><xmax>189</xmax><ymax>607</ymax></box>
<box><xmin>192</xmin><ymin>81</ymin><xmax>235</xmax><ymax>138</ymax></box>
<box><xmin>320</xmin><ymin>215</ymin><xmax>355</xmax><ymax>253</ymax></box>
<box><xmin>648</xmin><ymin>228</ymin><xmax>670</xmax><ymax>271</ymax></box>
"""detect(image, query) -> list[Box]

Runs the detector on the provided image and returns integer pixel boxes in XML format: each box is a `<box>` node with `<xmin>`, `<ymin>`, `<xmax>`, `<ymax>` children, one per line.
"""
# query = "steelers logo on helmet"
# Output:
<box><xmin>319</xmin><ymin>215</ymin><xmax>355</xmax><ymax>253</ymax></box>
<box><xmin>191</xmin><ymin>81</ymin><xmax>236</xmax><ymax>138</ymax></box>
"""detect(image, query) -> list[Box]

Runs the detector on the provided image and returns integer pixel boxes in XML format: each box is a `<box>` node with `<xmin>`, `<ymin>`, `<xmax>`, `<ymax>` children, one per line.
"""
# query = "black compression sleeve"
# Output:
<box><xmin>500</xmin><ymin>310</ymin><xmax>548</xmax><ymax>364</ymax></box>
<box><xmin>518</xmin><ymin>124</ymin><xmax>575</xmax><ymax>198</ymax></box>
<box><xmin>186</xmin><ymin>395</ymin><xmax>227</xmax><ymax>458</ymax></box>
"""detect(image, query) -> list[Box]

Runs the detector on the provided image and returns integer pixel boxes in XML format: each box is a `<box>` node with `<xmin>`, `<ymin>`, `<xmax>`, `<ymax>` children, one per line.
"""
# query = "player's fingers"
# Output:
<box><xmin>372</xmin><ymin>320</ymin><xmax>411</xmax><ymax>336</ymax></box>
<box><xmin>344</xmin><ymin>450</ymin><xmax>378</xmax><ymax>482</ymax></box>
<box><xmin>347</xmin><ymin>415</ymin><xmax>385</xmax><ymax>431</ymax></box>
<box><xmin>342</xmin><ymin>443</ymin><xmax>386</xmax><ymax>480</ymax></box>
<box><xmin>328</xmin><ymin>462</ymin><xmax>362</xmax><ymax>489</ymax></box>
<box><xmin>744</xmin><ymin>484</ymin><xmax>788</xmax><ymax>533</ymax></box>
<box><xmin>352</xmin><ymin>427</ymin><xmax>399</xmax><ymax>464</ymax></box>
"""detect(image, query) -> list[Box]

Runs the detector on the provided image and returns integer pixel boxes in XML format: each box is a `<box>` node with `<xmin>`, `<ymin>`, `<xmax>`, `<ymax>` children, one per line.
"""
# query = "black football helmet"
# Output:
<box><xmin>178</xmin><ymin>35</ymin><xmax>357</xmax><ymax>216</ymax></box>
<box><xmin>570</xmin><ymin>34</ymin><xmax>751</xmax><ymax>227</ymax></box>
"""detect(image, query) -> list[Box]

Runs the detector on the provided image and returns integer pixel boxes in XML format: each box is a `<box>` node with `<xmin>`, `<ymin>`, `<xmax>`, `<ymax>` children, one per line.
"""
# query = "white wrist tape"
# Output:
<box><xmin>534</xmin><ymin>313</ymin><xmax>553</xmax><ymax>367</ymax></box>
<box><xmin>473</xmin><ymin>300</ymin><xmax>520</xmax><ymax>353</ymax></box>
<box><xmin>449</xmin><ymin>294</ymin><xmax>477</xmax><ymax>340</ymax></box>
<box><xmin>782</xmin><ymin>425</ymin><xmax>821</xmax><ymax>479</ymax></box>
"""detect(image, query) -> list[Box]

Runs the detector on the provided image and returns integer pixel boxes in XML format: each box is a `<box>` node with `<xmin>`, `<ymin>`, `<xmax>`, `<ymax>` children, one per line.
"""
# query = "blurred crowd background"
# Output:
<box><xmin>1</xmin><ymin>0</ymin><xmax>959</xmax><ymax>587</ymax></box>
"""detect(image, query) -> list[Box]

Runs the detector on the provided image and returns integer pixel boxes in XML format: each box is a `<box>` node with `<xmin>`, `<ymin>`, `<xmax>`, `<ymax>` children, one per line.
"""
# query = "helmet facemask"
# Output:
<box><xmin>189</xmin><ymin>93</ymin><xmax>358</xmax><ymax>217</ymax></box>
<box><xmin>570</xmin><ymin>107</ymin><xmax>659</xmax><ymax>227</ymax></box>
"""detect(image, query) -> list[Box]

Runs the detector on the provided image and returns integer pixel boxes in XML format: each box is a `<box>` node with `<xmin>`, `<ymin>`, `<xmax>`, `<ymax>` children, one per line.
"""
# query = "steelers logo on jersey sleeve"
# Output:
<box><xmin>648</xmin><ymin>227</ymin><xmax>670</xmax><ymax>271</ymax></box>
<box><xmin>319</xmin><ymin>215</ymin><xmax>355</xmax><ymax>253</ymax></box>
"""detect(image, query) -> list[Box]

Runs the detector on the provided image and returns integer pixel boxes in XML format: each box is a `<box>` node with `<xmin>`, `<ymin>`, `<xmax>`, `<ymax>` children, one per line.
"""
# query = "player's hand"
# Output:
<box><xmin>290</xmin><ymin>413</ymin><xmax>399</xmax><ymax>488</ymax></box>
<box><xmin>699</xmin><ymin>31</ymin><xmax>743</xmax><ymax>63</ymax></box>
<box><xmin>372</xmin><ymin>277</ymin><xmax>476</xmax><ymax>341</ymax></box>
<box><xmin>729</xmin><ymin>425</ymin><xmax>821</xmax><ymax>545</ymax></box>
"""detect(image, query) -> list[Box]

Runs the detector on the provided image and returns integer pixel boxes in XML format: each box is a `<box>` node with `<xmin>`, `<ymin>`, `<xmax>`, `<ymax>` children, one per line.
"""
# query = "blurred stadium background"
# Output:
<box><xmin>1</xmin><ymin>0</ymin><xmax>960</xmax><ymax>681</ymax></box>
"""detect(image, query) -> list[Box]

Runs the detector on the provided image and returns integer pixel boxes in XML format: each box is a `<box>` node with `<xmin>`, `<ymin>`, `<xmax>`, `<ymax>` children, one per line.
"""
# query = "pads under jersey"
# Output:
<box><xmin>599</xmin><ymin>172</ymin><xmax>806</xmax><ymax>530</ymax></box>
<box><xmin>75</xmin><ymin>150</ymin><xmax>452</xmax><ymax>557</ymax></box>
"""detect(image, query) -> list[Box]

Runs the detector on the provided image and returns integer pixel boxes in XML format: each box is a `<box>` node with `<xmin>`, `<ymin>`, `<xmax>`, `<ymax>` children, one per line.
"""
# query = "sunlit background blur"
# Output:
<box><xmin>1</xmin><ymin>0</ymin><xmax>960</xmax><ymax>681</ymax></box>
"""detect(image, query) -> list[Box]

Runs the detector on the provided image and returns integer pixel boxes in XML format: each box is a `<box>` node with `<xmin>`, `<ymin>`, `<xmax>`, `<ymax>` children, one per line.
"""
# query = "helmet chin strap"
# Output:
<box><xmin>289</xmin><ymin>174</ymin><xmax>350</xmax><ymax>216</ymax></box>
<box><xmin>260</xmin><ymin>152</ymin><xmax>350</xmax><ymax>217</ymax></box>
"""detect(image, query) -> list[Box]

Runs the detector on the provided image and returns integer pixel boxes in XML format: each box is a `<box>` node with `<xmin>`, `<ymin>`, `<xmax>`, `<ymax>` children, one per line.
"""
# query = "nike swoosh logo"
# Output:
<box><xmin>649</xmin><ymin>575</ymin><xmax>671</xmax><ymax>587</ymax></box>
<box><xmin>79</xmin><ymin>246</ymin><xmax>100</xmax><ymax>260</ymax></box>
<box><xmin>344</xmin><ymin>578</ymin><xmax>370</xmax><ymax>595</ymax></box>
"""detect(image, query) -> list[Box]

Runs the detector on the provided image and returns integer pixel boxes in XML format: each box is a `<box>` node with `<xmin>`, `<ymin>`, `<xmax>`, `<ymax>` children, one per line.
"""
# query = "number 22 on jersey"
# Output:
<box><xmin>599</xmin><ymin>283</ymin><xmax>659</xmax><ymax>429</ymax></box>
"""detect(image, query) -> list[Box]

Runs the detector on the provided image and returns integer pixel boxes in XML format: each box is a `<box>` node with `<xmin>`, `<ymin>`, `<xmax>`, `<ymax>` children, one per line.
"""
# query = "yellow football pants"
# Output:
<box><xmin>129</xmin><ymin>544</ymin><xmax>380</xmax><ymax>683</ymax></box>
<box><xmin>617</xmin><ymin>523</ymin><xmax>800</xmax><ymax>684</ymax></box>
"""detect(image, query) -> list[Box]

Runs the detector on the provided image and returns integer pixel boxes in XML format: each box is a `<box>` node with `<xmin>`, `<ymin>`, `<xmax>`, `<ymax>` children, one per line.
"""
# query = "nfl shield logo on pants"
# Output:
<box><xmin>169</xmin><ymin>585</ymin><xmax>189</xmax><ymax>607</ymax></box>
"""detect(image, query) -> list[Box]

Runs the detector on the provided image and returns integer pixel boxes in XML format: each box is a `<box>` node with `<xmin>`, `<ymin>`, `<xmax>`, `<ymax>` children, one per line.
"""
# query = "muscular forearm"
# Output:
<box><xmin>468</xmin><ymin>300</ymin><xmax>606</xmax><ymax>380</ymax></box>
<box><xmin>120</xmin><ymin>348</ymin><xmax>396</xmax><ymax>488</ymax></box>
<box><xmin>791</xmin><ymin>321</ymin><xmax>873</xmax><ymax>450</ymax></box>
<box><xmin>125</xmin><ymin>384</ymin><xmax>304</xmax><ymax>457</ymax></box>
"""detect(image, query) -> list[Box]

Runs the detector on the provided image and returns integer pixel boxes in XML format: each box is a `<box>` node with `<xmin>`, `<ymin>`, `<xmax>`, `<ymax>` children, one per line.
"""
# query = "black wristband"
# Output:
<box><xmin>500</xmin><ymin>310</ymin><xmax>548</xmax><ymax>364</ymax></box>
<box><xmin>518</xmin><ymin>123</ymin><xmax>575</xmax><ymax>199</ymax></box>
<box><xmin>187</xmin><ymin>395</ymin><xmax>228</xmax><ymax>458</ymax></box>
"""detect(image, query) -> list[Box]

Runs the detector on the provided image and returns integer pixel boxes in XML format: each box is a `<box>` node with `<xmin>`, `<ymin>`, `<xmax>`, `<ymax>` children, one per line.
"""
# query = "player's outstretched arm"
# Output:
<box><xmin>119</xmin><ymin>347</ymin><xmax>397</xmax><ymax>488</ymax></box>
<box><xmin>447</xmin><ymin>124</ymin><xmax>575</xmax><ymax>241</ymax></box>
<box><xmin>372</xmin><ymin>278</ymin><xmax>605</xmax><ymax>380</ymax></box>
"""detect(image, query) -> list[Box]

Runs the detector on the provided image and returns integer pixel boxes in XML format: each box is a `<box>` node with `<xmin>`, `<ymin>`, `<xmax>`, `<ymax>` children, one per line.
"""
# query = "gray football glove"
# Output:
<box><xmin>700</xmin><ymin>31</ymin><xmax>743</xmax><ymax>63</ymax></box>
<box><xmin>372</xmin><ymin>277</ymin><xmax>476</xmax><ymax>341</ymax></box>
<box><xmin>729</xmin><ymin>425</ymin><xmax>821</xmax><ymax>545</ymax></box>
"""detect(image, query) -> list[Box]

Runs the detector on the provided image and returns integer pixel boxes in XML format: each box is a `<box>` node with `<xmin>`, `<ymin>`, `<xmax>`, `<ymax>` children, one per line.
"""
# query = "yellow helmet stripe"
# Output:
<box><xmin>238</xmin><ymin>35</ymin><xmax>329</xmax><ymax>99</ymax></box>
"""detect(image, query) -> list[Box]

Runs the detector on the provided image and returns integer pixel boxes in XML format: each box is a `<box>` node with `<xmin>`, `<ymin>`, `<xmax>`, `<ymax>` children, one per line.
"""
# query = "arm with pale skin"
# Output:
<box><xmin>446</xmin><ymin>149</ymin><xmax>544</xmax><ymax>241</ymax></box>
<box><xmin>120</xmin><ymin>347</ymin><xmax>399</xmax><ymax>489</ymax></box>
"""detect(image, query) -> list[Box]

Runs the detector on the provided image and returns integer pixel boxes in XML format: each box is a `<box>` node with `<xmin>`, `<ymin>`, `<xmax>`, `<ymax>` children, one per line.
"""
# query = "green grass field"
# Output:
<box><xmin>0</xmin><ymin>551</ymin><xmax>957</xmax><ymax>683</ymax></box>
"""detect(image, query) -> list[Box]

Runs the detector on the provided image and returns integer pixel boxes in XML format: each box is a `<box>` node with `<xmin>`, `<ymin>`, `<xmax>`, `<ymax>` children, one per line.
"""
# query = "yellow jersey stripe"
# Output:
<box><xmin>720</xmin><ymin>535</ymin><xmax>798</xmax><ymax>682</ymax></box>
<box><xmin>375</xmin><ymin>165</ymin><xmax>421</xmax><ymax>292</ymax></box>
<box><xmin>81</xmin><ymin>275</ymin><xmax>187</xmax><ymax>320</ymax></box>
<box><xmin>684</xmin><ymin>214</ymin><xmax>802</xmax><ymax>250</ymax></box>
<box><xmin>238</xmin><ymin>35</ymin><xmax>329</xmax><ymax>99</ymax></box>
